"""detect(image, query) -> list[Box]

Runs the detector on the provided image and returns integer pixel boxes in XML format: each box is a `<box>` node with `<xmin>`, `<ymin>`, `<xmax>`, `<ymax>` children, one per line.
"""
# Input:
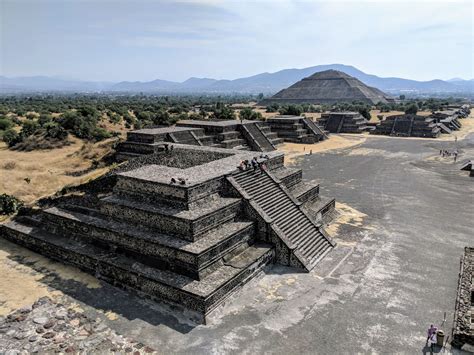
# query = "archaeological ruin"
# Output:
<box><xmin>265</xmin><ymin>116</ymin><xmax>328</xmax><ymax>143</ymax></box>
<box><xmin>318</xmin><ymin>112</ymin><xmax>372</xmax><ymax>133</ymax></box>
<box><xmin>452</xmin><ymin>247</ymin><xmax>474</xmax><ymax>349</ymax></box>
<box><xmin>117</xmin><ymin>118</ymin><xmax>327</xmax><ymax>160</ymax></box>
<box><xmin>371</xmin><ymin>106</ymin><xmax>471</xmax><ymax>138</ymax></box>
<box><xmin>1</xmin><ymin>130</ymin><xmax>337</xmax><ymax>322</ymax></box>
<box><xmin>371</xmin><ymin>114</ymin><xmax>442</xmax><ymax>138</ymax></box>
<box><xmin>460</xmin><ymin>160</ymin><xmax>474</xmax><ymax>177</ymax></box>
<box><xmin>260</xmin><ymin>70</ymin><xmax>394</xmax><ymax>105</ymax></box>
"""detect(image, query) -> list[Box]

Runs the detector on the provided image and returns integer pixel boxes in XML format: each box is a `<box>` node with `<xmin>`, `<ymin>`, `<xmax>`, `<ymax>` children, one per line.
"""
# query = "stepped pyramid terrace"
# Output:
<box><xmin>1</xmin><ymin>141</ymin><xmax>336</xmax><ymax>322</ymax></box>
<box><xmin>429</xmin><ymin>111</ymin><xmax>463</xmax><ymax>131</ymax></box>
<box><xmin>371</xmin><ymin>114</ymin><xmax>443</xmax><ymax>138</ymax></box>
<box><xmin>260</xmin><ymin>70</ymin><xmax>394</xmax><ymax>105</ymax></box>
<box><xmin>265</xmin><ymin>116</ymin><xmax>328</xmax><ymax>143</ymax></box>
<box><xmin>117</xmin><ymin>119</ymin><xmax>327</xmax><ymax>160</ymax></box>
<box><xmin>318</xmin><ymin>112</ymin><xmax>373</xmax><ymax>133</ymax></box>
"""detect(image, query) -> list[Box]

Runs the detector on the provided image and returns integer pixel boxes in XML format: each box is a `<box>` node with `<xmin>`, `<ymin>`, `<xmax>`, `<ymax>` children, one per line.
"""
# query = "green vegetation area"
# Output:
<box><xmin>0</xmin><ymin>94</ymin><xmax>465</xmax><ymax>151</ymax></box>
<box><xmin>0</xmin><ymin>94</ymin><xmax>258</xmax><ymax>150</ymax></box>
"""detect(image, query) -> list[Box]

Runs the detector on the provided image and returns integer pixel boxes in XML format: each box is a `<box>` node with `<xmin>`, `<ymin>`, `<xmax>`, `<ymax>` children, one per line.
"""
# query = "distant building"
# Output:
<box><xmin>260</xmin><ymin>70</ymin><xmax>393</xmax><ymax>105</ymax></box>
<box><xmin>318</xmin><ymin>112</ymin><xmax>372</xmax><ymax>133</ymax></box>
<box><xmin>371</xmin><ymin>114</ymin><xmax>441</xmax><ymax>138</ymax></box>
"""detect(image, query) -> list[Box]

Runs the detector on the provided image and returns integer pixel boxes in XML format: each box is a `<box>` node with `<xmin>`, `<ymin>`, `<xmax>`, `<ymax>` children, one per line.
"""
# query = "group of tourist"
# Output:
<box><xmin>439</xmin><ymin>149</ymin><xmax>459</xmax><ymax>162</ymax></box>
<box><xmin>164</xmin><ymin>143</ymin><xmax>174</xmax><ymax>152</ymax></box>
<box><xmin>237</xmin><ymin>154</ymin><xmax>270</xmax><ymax>174</ymax></box>
<box><xmin>170</xmin><ymin>177</ymin><xmax>186</xmax><ymax>185</ymax></box>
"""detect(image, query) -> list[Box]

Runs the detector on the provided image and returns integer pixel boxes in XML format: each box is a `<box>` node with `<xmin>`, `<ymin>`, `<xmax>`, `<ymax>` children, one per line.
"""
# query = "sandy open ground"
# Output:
<box><xmin>278</xmin><ymin>134</ymin><xmax>367</xmax><ymax>164</ymax></box>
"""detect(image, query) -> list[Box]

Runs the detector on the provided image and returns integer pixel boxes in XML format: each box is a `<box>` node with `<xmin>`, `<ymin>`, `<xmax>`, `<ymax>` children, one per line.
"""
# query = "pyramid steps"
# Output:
<box><xmin>230</xmin><ymin>169</ymin><xmax>335</xmax><ymax>272</ymax></box>
<box><xmin>41</xmin><ymin>206</ymin><xmax>256</xmax><ymax>280</ymax></box>
<box><xmin>100</xmin><ymin>195</ymin><xmax>242</xmax><ymax>241</ymax></box>
<box><xmin>1</xmin><ymin>219</ymin><xmax>273</xmax><ymax>320</ymax></box>
<box><xmin>289</xmin><ymin>180</ymin><xmax>320</xmax><ymax>204</ymax></box>
<box><xmin>272</xmin><ymin>167</ymin><xmax>302</xmax><ymax>188</ymax></box>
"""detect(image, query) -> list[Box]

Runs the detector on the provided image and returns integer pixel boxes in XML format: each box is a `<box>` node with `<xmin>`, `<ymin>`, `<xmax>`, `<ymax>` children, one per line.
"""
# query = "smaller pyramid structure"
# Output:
<box><xmin>261</xmin><ymin>70</ymin><xmax>392</xmax><ymax>105</ymax></box>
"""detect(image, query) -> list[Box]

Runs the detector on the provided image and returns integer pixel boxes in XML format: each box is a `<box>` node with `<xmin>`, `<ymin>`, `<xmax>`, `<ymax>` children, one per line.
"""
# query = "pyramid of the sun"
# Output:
<box><xmin>261</xmin><ymin>70</ymin><xmax>392</xmax><ymax>105</ymax></box>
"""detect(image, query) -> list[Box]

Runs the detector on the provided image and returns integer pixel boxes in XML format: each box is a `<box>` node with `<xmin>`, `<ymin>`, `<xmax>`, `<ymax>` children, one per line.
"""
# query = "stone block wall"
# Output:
<box><xmin>452</xmin><ymin>247</ymin><xmax>474</xmax><ymax>348</ymax></box>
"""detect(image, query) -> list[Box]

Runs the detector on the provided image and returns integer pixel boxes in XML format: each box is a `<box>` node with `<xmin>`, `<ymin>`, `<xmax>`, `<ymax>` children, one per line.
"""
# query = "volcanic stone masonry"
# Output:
<box><xmin>117</xmin><ymin>119</ymin><xmax>327</xmax><ymax>160</ymax></box>
<box><xmin>260</xmin><ymin>69</ymin><xmax>394</xmax><ymax>105</ymax></box>
<box><xmin>371</xmin><ymin>114</ymin><xmax>442</xmax><ymax>138</ymax></box>
<box><xmin>318</xmin><ymin>112</ymin><xmax>372</xmax><ymax>134</ymax></box>
<box><xmin>1</xmin><ymin>140</ymin><xmax>336</xmax><ymax>323</ymax></box>
<box><xmin>371</xmin><ymin>107</ymin><xmax>471</xmax><ymax>138</ymax></box>
<box><xmin>452</xmin><ymin>247</ymin><xmax>474</xmax><ymax>349</ymax></box>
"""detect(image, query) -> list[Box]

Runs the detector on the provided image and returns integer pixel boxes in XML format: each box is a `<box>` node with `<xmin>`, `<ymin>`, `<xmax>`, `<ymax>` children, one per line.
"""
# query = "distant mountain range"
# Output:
<box><xmin>1</xmin><ymin>64</ymin><xmax>473</xmax><ymax>95</ymax></box>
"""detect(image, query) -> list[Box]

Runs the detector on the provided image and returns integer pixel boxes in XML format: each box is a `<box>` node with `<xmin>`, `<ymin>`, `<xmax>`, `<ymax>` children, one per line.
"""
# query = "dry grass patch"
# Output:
<box><xmin>0</xmin><ymin>137</ymin><xmax>116</xmax><ymax>204</ymax></box>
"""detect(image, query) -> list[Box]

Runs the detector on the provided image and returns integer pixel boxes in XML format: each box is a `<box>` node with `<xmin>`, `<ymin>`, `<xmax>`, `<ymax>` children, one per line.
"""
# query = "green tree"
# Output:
<box><xmin>21</xmin><ymin>120</ymin><xmax>40</xmax><ymax>136</ymax></box>
<box><xmin>0</xmin><ymin>117</ymin><xmax>13</xmax><ymax>131</ymax></box>
<box><xmin>357</xmin><ymin>107</ymin><xmax>371</xmax><ymax>120</ymax></box>
<box><xmin>2</xmin><ymin>129</ymin><xmax>22</xmax><ymax>147</ymax></box>
<box><xmin>405</xmin><ymin>103</ymin><xmax>418</xmax><ymax>115</ymax></box>
<box><xmin>239</xmin><ymin>107</ymin><xmax>263</xmax><ymax>121</ymax></box>
<box><xmin>279</xmin><ymin>105</ymin><xmax>303</xmax><ymax>116</ymax></box>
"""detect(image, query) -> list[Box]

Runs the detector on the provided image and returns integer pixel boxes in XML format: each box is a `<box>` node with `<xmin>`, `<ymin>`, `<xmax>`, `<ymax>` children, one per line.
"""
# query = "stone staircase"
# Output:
<box><xmin>240</xmin><ymin>123</ymin><xmax>275</xmax><ymax>152</ymax></box>
<box><xmin>169</xmin><ymin>130</ymin><xmax>202</xmax><ymax>146</ymax></box>
<box><xmin>266</xmin><ymin>116</ymin><xmax>323</xmax><ymax>143</ymax></box>
<box><xmin>302</xmin><ymin>117</ymin><xmax>329</xmax><ymax>139</ymax></box>
<box><xmin>257</xmin><ymin>125</ymin><xmax>285</xmax><ymax>146</ymax></box>
<box><xmin>1</xmin><ymin>164</ymin><xmax>276</xmax><ymax>322</ymax></box>
<box><xmin>229</xmin><ymin>169</ymin><xmax>335</xmax><ymax>271</ymax></box>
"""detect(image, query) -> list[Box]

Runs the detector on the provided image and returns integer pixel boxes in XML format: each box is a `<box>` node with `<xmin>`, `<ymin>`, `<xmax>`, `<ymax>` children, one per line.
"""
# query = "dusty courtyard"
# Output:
<box><xmin>1</xmin><ymin>128</ymin><xmax>473</xmax><ymax>353</ymax></box>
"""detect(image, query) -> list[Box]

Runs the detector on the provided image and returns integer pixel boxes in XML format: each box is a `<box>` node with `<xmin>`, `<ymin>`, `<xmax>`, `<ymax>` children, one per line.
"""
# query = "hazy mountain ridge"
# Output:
<box><xmin>1</xmin><ymin>64</ymin><xmax>473</xmax><ymax>95</ymax></box>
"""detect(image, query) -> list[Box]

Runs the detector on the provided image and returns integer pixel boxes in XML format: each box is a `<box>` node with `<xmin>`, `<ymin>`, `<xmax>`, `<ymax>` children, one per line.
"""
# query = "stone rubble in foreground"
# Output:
<box><xmin>0</xmin><ymin>296</ymin><xmax>156</xmax><ymax>354</ymax></box>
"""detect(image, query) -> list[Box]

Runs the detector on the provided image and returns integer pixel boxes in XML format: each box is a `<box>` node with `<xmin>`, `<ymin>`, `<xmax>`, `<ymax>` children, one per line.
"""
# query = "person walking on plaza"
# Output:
<box><xmin>426</xmin><ymin>324</ymin><xmax>437</xmax><ymax>352</ymax></box>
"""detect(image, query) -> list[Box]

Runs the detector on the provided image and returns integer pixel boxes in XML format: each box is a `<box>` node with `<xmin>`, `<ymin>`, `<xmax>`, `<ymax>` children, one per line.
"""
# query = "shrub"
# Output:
<box><xmin>266</xmin><ymin>103</ymin><xmax>279</xmax><ymax>113</ymax></box>
<box><xmin>2</xmin><ymin>129</ymin><xmax>23</xmax><ymax>147</ymax></box>
<box><xmin>239</xmin><ymin>107</ymin><xmax>263</xmax><ymax>121</ymax></box>
<box><xmin>405</xmin><ymin>103</ymin><xmax>419</xmax><ymax>115</ymax></box>
<box><xmin>44</xmin><ymin>122</ymin><xmax>68</xmax><ymax>140</ymax></box>
<box><xmin>91</xmin><ymin>127</ymin><xmax>112</xmax><ymax>141</ymax></box>
<box><xmin>38</xmin><ymin>113</ymin><xmax>54</xmax><ymax>126</ymax></box>
<box><xmin>279</xmin><ymin>105</ymin><xmax>303</xmax><ymax>116</ymax></box>
<box><xmin>0</xmin><ymin>117</ymin><xmax>13</xmax><ymax>131</ymax></box>
<box><xmin>0</xmin><ymin>193</ymin><xmax>24</xmax><ymax>215</ymax></box>
<box><xmin>21</xmin><ymin>119</ymin><xmax>41</xmax><ymax>136</ymax></box>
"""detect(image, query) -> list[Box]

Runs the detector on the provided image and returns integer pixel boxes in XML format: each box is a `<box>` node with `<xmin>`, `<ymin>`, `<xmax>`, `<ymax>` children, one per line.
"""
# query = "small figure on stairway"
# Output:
<box><xmin>251</xmin><ymin>157</ymin><xmax>258</xmax><ymax>171</ymax></box>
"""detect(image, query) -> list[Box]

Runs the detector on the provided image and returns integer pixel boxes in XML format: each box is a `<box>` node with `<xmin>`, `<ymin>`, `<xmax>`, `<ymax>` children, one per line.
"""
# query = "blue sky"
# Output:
<box><xmin>1</xmin><ymin>0</ymin><xmax>473</xmax><ymax>82</ymax></box>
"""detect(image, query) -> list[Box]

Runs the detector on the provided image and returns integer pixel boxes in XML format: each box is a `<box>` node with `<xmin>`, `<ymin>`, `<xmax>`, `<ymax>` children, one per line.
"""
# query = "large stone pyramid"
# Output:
<box><xmin>261</xmin><ymin>70</ymin><xmax>392</xmax><ymax>105</ymax></box>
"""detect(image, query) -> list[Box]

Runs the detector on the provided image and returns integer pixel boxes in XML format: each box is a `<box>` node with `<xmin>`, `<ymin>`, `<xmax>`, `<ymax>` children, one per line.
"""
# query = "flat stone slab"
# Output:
<box><xmin>131</xmin><ymin>126</ymin><xmax>200</xmax><ymax>135</ymax></box>
<box><xmin>117</xmin><ymin>145</ymin><xmax>283</xmax><ymax>187</ymax></box>
<box><xmin>177</xmin><ymin>119</ymin><xmax>259</xmax><ymax>127</ymax></box>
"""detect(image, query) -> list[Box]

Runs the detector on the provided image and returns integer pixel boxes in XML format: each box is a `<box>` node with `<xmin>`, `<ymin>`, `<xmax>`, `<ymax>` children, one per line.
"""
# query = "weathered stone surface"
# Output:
<box><xmin>0</xmin><ymin>297</ymin><xmax>157</xmax><ymax>353</ymax></box>
<box><xmin>0</xmin><ymin>143</ymin><xmax>335</xmax><ymax>323</ymax></box>
<box><xmin>452</xmin><ymin>247</ymin><xmax>474</xmax><ymax>348</ymax></box>
<box><xmin>261</xmin><ymin>69</ymin><xmax>392</xmax><ymax>105</ymax></box>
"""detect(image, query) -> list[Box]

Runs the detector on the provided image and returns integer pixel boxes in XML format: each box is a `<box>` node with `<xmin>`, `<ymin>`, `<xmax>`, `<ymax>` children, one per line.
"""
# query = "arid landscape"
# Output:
<box><xmin>1</xmin><ymin>0</ymin><xmax>473</xmax><ymax>353</ymax></box>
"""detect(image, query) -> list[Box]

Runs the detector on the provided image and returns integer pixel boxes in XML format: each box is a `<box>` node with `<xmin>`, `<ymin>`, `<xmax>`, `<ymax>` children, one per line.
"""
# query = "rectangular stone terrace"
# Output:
<box><xmin>1</xmin><ymin>143</ymin><xmax>336</xmax><ymax>322</ymax></box>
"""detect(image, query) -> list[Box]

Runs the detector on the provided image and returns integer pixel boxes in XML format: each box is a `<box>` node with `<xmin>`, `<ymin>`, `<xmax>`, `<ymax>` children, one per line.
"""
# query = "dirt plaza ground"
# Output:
<box><xmin>1</xmin><ymin>129</ymin><xmax>473</xmax><ymax>353</ymax></box>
